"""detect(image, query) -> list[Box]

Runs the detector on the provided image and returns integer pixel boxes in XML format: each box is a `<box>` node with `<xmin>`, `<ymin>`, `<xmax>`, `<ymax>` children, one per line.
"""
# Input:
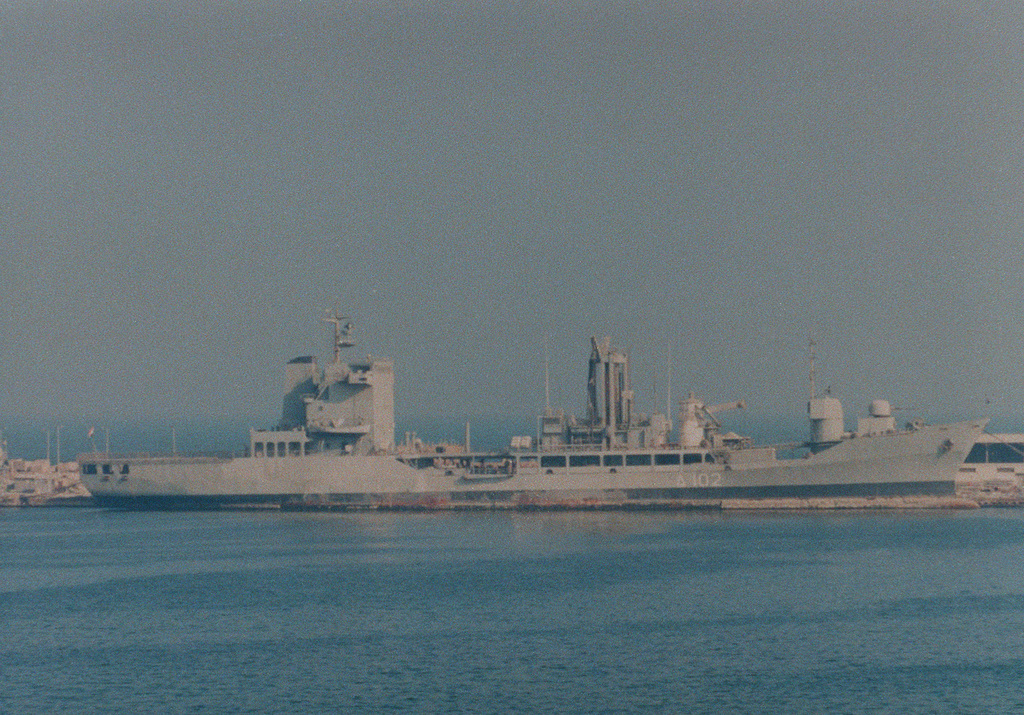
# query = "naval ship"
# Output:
<box><xmin>79</xmin><ymin>313</ymin><xmax>987</xmax><ymax>510</ymax></box>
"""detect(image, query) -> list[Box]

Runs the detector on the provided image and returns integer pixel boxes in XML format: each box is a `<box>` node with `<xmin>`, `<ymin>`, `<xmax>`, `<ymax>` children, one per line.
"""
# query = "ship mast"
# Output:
<box><xmin>666</xmin><ymin>344</ymin><xmax>672</xmax><ymax>420</ymax></box>
<box><xmin>544</xmin><ymin>334</ymin><xmax>551</xmax><ymax>416</ymax></box>
<box><xmin>808</xmin><ymin>338</ymin><xmax>817</xmax><ymax>402</ymax></box>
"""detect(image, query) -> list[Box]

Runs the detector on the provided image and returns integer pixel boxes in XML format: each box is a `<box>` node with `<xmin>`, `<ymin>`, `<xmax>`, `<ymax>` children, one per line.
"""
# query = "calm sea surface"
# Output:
<box><xmin>3</xmin><ymin>507</ymin><xmax>1024</xmax><ymax>714</ymax></box>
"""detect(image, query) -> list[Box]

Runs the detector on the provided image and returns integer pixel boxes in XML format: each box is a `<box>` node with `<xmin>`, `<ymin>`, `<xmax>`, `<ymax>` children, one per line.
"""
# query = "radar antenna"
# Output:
<box><xmin>324</xmin><ymin>309</ymin><xmax>355</xmax><ymax>364</ymax></box>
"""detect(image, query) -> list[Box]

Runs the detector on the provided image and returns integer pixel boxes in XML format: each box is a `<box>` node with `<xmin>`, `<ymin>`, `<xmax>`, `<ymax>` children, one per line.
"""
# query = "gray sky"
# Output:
<box><xmin>2</xmin><ymin>0</ymin><xmax>1023</xmax><ymax>429</ymax></box>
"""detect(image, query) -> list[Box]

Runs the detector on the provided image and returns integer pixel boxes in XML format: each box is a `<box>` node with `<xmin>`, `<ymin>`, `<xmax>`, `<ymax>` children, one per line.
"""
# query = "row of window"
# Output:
<box><xmin>253</xmin><ymin>441</ymin><xmax>307</xmax><ymax>457</ymax></box>
<box><xmin>401</xmin><ymin>452</ymin><xmax>716</xmax><ymax>471</ymax></box>
<box><xmin>538</xmin><ymin>452</ymin><xmax>714</xmax><ymax>469</ymax></box>
<box><xmin>82</xmin><ymin>463</ymin><xmax>129</xmax><ymax>476</ymax></box>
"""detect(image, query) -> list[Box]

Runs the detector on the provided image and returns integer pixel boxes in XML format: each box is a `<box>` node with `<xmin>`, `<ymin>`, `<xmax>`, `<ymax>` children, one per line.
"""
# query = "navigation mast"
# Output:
<box><xmin>544</xmin><ymin>334</ymin><xmax>551</xmax><ymax>416</ymax></box>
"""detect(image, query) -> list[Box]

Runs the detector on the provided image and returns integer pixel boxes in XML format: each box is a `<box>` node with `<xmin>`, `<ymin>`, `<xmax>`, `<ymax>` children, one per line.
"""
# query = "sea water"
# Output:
<box><xmin>3</xmin><ymin>507</ymin><xmax>1024</xmax><ymax>714</ymax></box>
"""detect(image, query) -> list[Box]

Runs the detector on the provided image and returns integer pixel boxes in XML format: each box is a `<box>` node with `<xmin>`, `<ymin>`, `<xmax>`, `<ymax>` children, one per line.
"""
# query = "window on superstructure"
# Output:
<box><xmin>654</xmin><ymin>453</ymin><xmax>681</xmax><ymax>466</ymax></box>
<box><xmin>988</xmin><ymin>443</ymin><xmax>1024</xmax><ymax>463</ymax></box>
<box><xmin>683</xmin><ymin>453</ymin><xmax>703</xmax><ymax>465</ymax></box>
<box><xmin>625</xmin><ymin>454</ymin><xmax>651</xmax><ymax>466</ymax></box>
<box><xmin>540</xmin><ymin>455</ymin><xmax>566</xmax><ymax>468</ymax></box>
<box><xmin>603</xmin><ymin>454</ymin><xmax>624</xmax><ymax>467</ymax></box>
<box><xmin>102</xmin><ymin>464</ymin><xmax>113</xmax><ymax>475</ymax></box>
<box><xmin>569</xmin><ymin>454</ymin><xmax>600</xmax><ymax>468</ymax></box>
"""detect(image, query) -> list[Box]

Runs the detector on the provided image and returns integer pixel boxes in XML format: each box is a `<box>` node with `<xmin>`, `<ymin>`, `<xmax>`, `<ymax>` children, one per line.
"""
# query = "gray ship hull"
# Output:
<box><xmin>80</xmin><ymin>420</ymin><xmax>985</xmax><ymax>510</ymax></box>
